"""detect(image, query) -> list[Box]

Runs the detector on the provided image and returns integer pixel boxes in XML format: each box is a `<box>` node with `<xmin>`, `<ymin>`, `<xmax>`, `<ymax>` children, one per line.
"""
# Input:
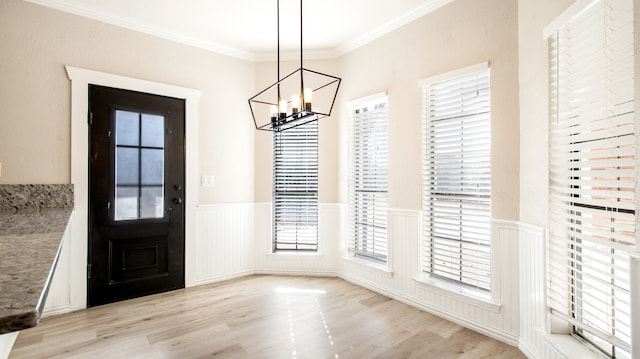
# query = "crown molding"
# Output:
<box><xmin>24</xmin><ymin>0</ymin><xmax>256</xmax><ymax>62</ymax></box>
<box><xmin>333</xmin><ymin>0</ymin><xmax>454</xmax><ymax>57</ymax></box>
<box><xmin>25</xmin><ymin>0</ymin><xmax>453</xmax><ymax>63</ymax></box>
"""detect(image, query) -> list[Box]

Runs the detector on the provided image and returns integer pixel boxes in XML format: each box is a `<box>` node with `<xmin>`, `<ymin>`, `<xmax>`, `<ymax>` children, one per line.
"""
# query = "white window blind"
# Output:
<box><xmin>421</xmin><ymin>63</ymin><xmax>492</xmax><ymax>292</ymax></box>
<box><xmin>273</xmin><ymin>120</ymin><xmax>318</xmax><ymax>252</ymax></box>
<box><xmin>548</xmin><ymin>0</ymin><xmax>634</xmax><ymax>357</ymax></box>
<box><xmin>348</xmin><ymin>95</ymin><xmax>388</xmax><ymax>263</ymax></box>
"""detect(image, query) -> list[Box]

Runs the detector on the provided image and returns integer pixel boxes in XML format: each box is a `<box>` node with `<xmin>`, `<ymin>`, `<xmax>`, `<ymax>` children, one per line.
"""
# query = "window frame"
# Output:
<box><xmin>346</xmin><ymin>92</ymin><xmax>390</xmax><ymax>267</ymax></box>
<box><xmin>272</xmin><ymin>120</ymin><xmax>319</xmax><ymax>253</ymax></box>
<box><xmin>545</xmin><ymin>0</ymin><xmax>636</xmax><ymax>357</ymax></box>
<box><xmin>419</xmin><ymin>62</ymin><xmax>494</xmax><ymax>302</ymax></box>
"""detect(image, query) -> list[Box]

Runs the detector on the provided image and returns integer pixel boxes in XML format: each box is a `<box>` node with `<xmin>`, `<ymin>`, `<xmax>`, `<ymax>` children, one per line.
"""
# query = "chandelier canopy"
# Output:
<box><xmin>248</xmin><ymin>0</ymin><xmax>341</xmax><ymax>132</ymax></box>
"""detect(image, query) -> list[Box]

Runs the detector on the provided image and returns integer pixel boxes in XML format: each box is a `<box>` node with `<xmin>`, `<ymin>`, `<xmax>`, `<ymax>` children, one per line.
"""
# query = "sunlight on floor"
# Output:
<box><xmin>316</xmin><ymin>296</ymin><xmax>339</xmax><ymax>359</ymax></box>
<box><xmin>276</xmin><ymin>286</ymin><xmax>339</xmax><ymax>358</ymax></box>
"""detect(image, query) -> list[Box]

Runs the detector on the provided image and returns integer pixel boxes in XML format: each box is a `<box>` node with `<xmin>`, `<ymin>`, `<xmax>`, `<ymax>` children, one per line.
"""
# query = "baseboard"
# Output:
<box><xmin>339</xmin><ymin>273</ymin><xmax>519</xmax><ymax>347</ymax></box>
<box><xmin>191</xmin><ymin>270</ymin><xmax>255</xmax><ymax>287</ymax></box>
<box><xmin>253</xmin><ymin>269</ymin><xmax>338</xmax><ymax>277</ymax></box>
<box><xmin>42</xmin><ymin>304</ymin><xmax>71</xmax><ymax>318</ymax></box>
<box><xmin>518</xmin><ymin>342</ymin><xmax>537</xmax><ymax>359</ymax></box>
<box><xmin>194</xmin><ymin>270</ymin><xmax>338</xmax><ymax>286</ymax></box>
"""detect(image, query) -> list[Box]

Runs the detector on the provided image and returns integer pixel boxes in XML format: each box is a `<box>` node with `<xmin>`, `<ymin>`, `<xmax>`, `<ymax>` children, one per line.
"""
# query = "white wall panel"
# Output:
<box><xmin>193</xmin><ymin>204</ymin><xmax>254</xmax><ymax>285</ymax></box>
<box><xmin>253</xmin><ymin>203</ymin><xmax>342</xmax><ymax>276</ymax></box>
<box><xmin>43</xmin><ymin>224</ymin><xmax>71</xmax><ymax>317</ymax></box>
<box><xmin>0</xmin><ymin>332</ymin><xmax>18</xmax><ymax>359</ymax></box>
<box><xmin>518</xmin><ymin>223</ymin><xmax>549</xmax><ymax>358</ymax></box>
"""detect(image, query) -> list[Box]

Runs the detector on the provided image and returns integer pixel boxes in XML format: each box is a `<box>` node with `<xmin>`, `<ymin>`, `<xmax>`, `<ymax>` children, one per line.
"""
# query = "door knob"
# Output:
<box><xmin>174</xmin><ymin>184</ymin><xmax>182</xmax><ymax>191</ymax></box>
<box><xmin>173</xmin><ymin>197</ymin><xmax>183</xmax><ymax>204</ymax></box>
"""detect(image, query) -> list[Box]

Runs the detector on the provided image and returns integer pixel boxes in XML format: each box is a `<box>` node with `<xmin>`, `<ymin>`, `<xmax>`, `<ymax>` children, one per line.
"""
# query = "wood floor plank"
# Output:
<box><xmin>9</xmin><ymin>275</ymin><xmax>525</xmax><ymax>359</ymax></box>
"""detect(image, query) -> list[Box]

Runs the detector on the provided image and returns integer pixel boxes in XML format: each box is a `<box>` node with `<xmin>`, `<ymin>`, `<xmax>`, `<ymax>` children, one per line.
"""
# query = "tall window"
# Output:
<box><xmin>273</xmin><ymin>121</ymin><xmax>318</xmax><ymax>252</ymax></box>
<box><xmin>420</xmin><ymin>63</ymin><xmax>492</xmax><ymax>293</ymax></box>
<box><xmin>548</xmin><ymin>0</ymin><xmax>634</xmax><ymax>357</ymax></box>
<box><xmin>348</xmin><ymin>94</ymin><xmax>388</xmax><ymax>263</ymax></box>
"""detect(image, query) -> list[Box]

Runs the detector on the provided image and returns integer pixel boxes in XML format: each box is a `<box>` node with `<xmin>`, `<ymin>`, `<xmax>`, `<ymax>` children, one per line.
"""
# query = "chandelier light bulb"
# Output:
<box><xmin>304</xmin><ymin>88</ymin><xmax>313</xmax><ymax>111</ymax></box>
<box><xmin>291</xmin><ymin>94</ymin><xmax>300</xmax><ymax>113</ymax></box>
<box><xmin>279</xmin><ymin>99</ymin><xmax>288</xmax><ymax>117</ymax></box>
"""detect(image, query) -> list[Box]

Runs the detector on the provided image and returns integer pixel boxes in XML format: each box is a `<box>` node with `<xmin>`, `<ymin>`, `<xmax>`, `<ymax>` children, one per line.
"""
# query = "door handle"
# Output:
<box><xmin>173</xmin><ymin>197</ymin><xmax>183</xmax><ymax>204</ymax></box>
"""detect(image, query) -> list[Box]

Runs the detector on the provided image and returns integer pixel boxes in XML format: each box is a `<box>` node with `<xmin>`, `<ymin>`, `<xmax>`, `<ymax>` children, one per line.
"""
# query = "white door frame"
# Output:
<box><xmin>66</xmin><ymin>66</ymin><xmax>200</xmax><ymax>311</ymax></box>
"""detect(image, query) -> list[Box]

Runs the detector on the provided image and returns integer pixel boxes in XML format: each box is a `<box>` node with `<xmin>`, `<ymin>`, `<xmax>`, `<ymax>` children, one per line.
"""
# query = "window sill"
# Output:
<box><xmin>413</xmin><ymin>277</ymin><xmax>501</xmax><ymax>313</ymax></box>
<box><xmin>544</xmin><ymin>333</ymin><xmax>601</xmax><ymax>359</ymax></box>
<box><xmin>342</xmin><ymin>256</ymin><xmax>394</xmax><ymax>278</ymax></box>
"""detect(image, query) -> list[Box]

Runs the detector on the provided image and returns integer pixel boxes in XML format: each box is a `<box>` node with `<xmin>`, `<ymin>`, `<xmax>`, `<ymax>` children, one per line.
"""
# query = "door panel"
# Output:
<box><xmin>110</xmin><ymin>235</ymin><xmax>167</xmax><ymax>282</ymax></box>
<box><xmin>89</xmin><ymin>85</ymin><xmax>185</xmax><ymax>307</ymax></box>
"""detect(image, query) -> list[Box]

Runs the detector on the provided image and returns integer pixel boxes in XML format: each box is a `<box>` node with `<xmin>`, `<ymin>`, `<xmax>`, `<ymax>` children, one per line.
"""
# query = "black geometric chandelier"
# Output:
<box><xmin>248</xmin><ymin>0</ymin><xmax>341</xmax><ymax>132</ymax></box>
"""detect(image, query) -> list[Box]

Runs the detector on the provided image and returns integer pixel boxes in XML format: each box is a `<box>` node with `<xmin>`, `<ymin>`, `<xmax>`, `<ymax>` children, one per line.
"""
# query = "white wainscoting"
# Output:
<box><xmin>253</xmin><ymin>203</ymin><xmax>342</xmax><ymax>276</ymax></box>
<box><xmin>517</xmin><ymin>223</ymin><xmax>554</xmax><ymax>358</ymax></box>
<box><xmin>43</xmin><ymin>221</ymin><xmax>72</xmax><ymax>317</ymax></box>
<box><xmin>193</xmin><ymin>203</ymin><xmax>344</xmax><ymax>284</ymax></box>
<box><xmin>192</xmin><ymin>204</ymin><xmax>255</xmax><ymax>286</ymax></box>
<box><xmin>339</xmin><ymin>210</ymin><xmax>521</xmax><ymax>345</ymax></box>
<box><xmin>0</xmin><ymin>332</ymin><xmax>18</xmax><ymax>359</ymax></box>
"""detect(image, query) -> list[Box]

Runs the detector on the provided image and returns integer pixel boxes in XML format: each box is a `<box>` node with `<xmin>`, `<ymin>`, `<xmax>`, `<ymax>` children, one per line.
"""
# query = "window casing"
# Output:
<box><xmin>348</xmin><ymin>94</ymin><xmax>389</xmax><ymax>263</ymax></box>
<box><xmin>273</xmin><ymin>121</ymin><xmax>318</xmax><ymax>252</ymax></box>
<box><xmin>420</xmin><ymin>63</ymin><xmax>492</xmax><ymax>293</ymax></box>
<box><xmin>548</xmin><ymin>0</ymin><xmax>634</xmax><ymax>357</ymax></box>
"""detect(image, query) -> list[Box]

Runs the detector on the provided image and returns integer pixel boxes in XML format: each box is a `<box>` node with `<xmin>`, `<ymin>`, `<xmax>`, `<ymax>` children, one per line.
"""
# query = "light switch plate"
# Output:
<box><xmin>201</xmin><ymin>174</ymin><xmax>215</xmax><ymax>187</ymax></box>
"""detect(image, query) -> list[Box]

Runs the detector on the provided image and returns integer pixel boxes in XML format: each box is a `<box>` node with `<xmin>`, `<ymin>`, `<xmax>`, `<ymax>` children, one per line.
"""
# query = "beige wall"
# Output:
<box><xmin>0</xmin><ymin>0</ymin><xmax>256</xmax><ymax>204</ymax></box>
<box><xmin>517</xmin><ymin>0</ymin><xmax>574</xmax><ymax>227</ymax></box>
<box><xmin>1</xmin><ymin>0</ymin><xmax>564</xmax><ymax>220</ymax></box>
<box><xmin>336</xmin><ymin>0</ymin><xmax>520</xmax><ymax>218</ymax></box>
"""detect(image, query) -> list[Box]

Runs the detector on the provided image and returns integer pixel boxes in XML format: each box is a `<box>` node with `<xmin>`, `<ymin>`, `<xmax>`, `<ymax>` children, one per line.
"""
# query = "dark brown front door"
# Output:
<box><xmin>88</xmin><ymin>85</ymin><xmax>185</xmax><ymax>307</ymax></box>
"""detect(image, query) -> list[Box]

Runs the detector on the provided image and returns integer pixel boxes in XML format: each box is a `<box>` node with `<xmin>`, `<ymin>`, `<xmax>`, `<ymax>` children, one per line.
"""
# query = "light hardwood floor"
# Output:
<box><xmin>10</xmin><ymin>275</ymin><xmax>525</xmax><ymax>358</ymax></box>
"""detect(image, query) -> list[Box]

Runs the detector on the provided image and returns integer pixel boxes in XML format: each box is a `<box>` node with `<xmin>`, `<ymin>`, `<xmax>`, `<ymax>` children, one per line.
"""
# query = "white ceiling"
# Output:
<box><xmin>26</xmin><ymin>0</ymin><xmax>453</xmax><ymax>61</ymax></box>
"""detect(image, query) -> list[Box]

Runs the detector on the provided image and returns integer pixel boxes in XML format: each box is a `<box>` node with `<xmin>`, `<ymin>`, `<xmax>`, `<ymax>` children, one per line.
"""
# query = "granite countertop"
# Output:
<box><xmin>0</xmin><ymin>184</ymin><xmax>73</xmax><ymax>334</ymax></box>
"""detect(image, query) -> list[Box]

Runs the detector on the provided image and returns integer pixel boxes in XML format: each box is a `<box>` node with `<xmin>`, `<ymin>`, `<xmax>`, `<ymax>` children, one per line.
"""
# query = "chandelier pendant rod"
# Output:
<box><xmin>277</xmin><ymin>0</ymin><xmax>281</xmax><ymax>106</ymax></box>
<box><xmin>300</xmin><ymin>0</ymin><xmax>304</xmax><ymax>104</ymax></box>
